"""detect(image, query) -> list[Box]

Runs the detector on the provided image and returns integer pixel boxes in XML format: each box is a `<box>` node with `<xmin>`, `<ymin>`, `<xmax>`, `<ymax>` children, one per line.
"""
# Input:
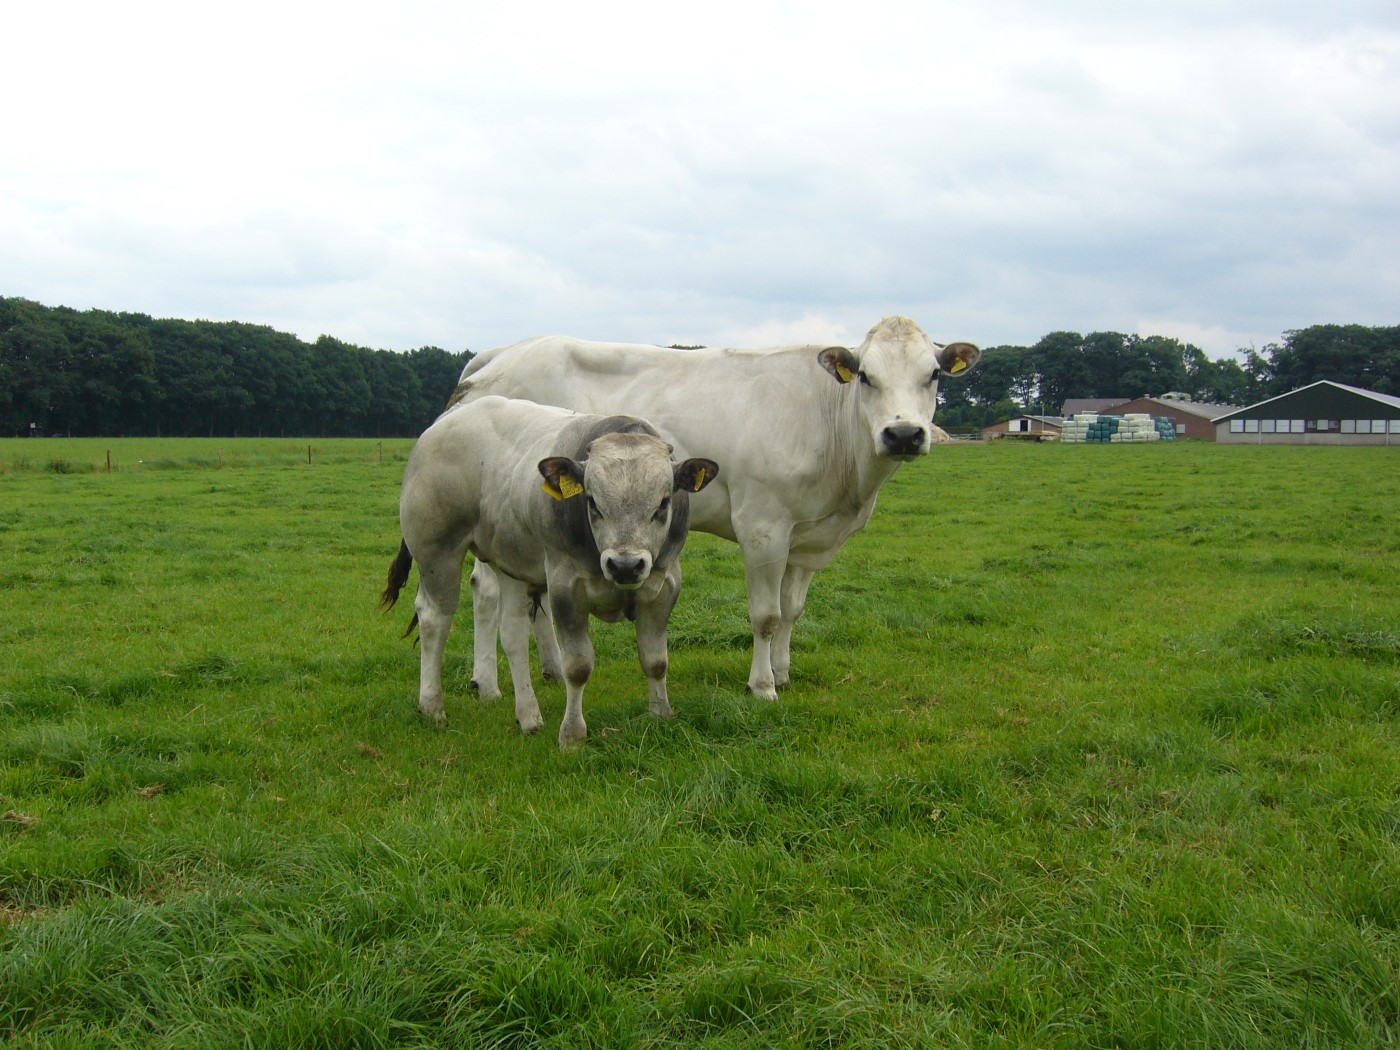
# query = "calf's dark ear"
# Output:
<box><xmin>818</xmin><ymin>346</ymin><xmax>860</xmax><ymax>384</ymax></box>
<box><xmin>674</xmin><ymin>458</ymin><xmax>719</xmax><ymax>493</ymax></box>
<box><xmin>937</xmin><ymin>341</ymin><xmax>981</xmax><ymax>376</ymax></box>
<box><xmin>539</xmin><ymin>457</ymin><xmax>586</xmax><ymax>500</ymax></box>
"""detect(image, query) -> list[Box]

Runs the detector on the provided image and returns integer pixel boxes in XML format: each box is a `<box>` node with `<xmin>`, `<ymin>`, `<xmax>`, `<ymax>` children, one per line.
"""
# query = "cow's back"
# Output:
<box><xmin>454</xmin><ymin>337</ymin><xmax>843</xmax><ymax>531</ymax></box>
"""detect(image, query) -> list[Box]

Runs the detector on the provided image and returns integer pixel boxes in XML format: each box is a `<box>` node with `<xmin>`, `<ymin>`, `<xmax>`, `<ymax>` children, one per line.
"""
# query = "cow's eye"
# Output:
<box><xmin>858</xmin><ymin>370</ymin><xmax>872</xmax><ymax>387</ymax></box>
<box><xmin>586</xmin><ymin>495</ymin><xmax>600</xmax><ymax>516</ymax></box>
<box><xmin>926</xmin><ymin>369</ymin><xmax>941</xmax><ymax>386</ymax></box>
<box><xmin>654</xmin><ymin>497</ymin><xmax>671</xmax><ymax>522</ymax></box>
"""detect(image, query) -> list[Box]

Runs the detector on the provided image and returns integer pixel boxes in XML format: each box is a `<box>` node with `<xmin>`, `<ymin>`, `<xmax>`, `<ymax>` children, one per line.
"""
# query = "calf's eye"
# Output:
<box><xmin>654</xmin><ymin>497</ymin><xmax>671</xmax><ymax>521</ymax></box>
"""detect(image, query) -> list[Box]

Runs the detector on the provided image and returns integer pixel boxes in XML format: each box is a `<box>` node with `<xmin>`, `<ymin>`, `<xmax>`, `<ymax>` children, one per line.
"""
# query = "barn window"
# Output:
<box><xmin>1391</xmin><ymin>420</ymin><xmax>1400</xmax><ymax>434</ymax></box>
<box><xmin>1357</xmin><ymin>421</ymin><xmax>1373</xmax><ymax>434</ymax></box>
<box><xmin>1244</xmin><ymin>419</ymin><xmax>1259</xmax><ymax>433</ymax></box>
<box><xmin>1374</xmin><ymin>420</ymin><xmax>1387</xmax><ymax>434</ymax></box>
<box><xmin>1261</xmin><ymin>419</ymin><xmax>1276</xmax><ymax>433</ymax></box>
<box><xmin>1230</xmin><ymin>419</ymin><xmax>1244</xmax><ymax>433</ymax></box>
<box><xmin>1314</xmin><ymin>420</ymin><xmax>1334</xmax><ymax>431</ymax></box>
<box><xmin>1341</xmin><ymin>420</ymin><xmax>1356</xmax><ymax>434</ymax></box>
<box><xmin>1291</xmin><ymin>420</ymin><xmax>1305</xmax><ymax>433</ymax></box>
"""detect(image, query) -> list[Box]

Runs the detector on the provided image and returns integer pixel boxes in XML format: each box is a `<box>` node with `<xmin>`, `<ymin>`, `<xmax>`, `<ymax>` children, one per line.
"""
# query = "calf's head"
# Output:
<box><xmin>819</xmin><ymin>316</ymin><xmax>980</xmax><ymax>460</ymax></box>
<box><xmin>540</xmin><ymin>433</ymin><xmax>718</xmax><ymax>590</ymax></box>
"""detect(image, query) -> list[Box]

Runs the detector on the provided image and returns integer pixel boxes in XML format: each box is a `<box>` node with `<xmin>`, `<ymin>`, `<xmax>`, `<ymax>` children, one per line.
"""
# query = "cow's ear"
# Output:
<box><xmin>539</xmin><ymin>457</ymin><xmax>586</xmax><ymax>501</ymax></box>
<box><xmin>674</xmin><ymin>458</ymin><xmax>719</xmax><ymax>493</ymax></box>
<box><xmin>818</xmin><ymin>346</ymin><xmax>860</xmax><ymax>384</ymax></box>
<box><xmin>937</xmin><ymin>341</ymin><xmax>981</xmax><ymax>377</ymax></box>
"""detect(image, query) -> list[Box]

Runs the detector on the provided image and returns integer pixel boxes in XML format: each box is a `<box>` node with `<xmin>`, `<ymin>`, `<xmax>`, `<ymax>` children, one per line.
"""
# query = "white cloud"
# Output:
<box><xmin>2</xmin><ymin>1</ymin><xmax>1397</xmax><ymax>359</ymax></box>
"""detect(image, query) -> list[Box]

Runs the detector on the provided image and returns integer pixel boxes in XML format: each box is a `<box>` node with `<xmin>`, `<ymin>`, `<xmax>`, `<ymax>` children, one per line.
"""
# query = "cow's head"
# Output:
<box><xmin>540</xmin><ymin>434</ymin><xmax>718</xmax><ymax>589</ymax></box>
<box><xmin>818</xmin><ymin>316</ymin><xmax>980</xmax><ymax>460</ymax></box>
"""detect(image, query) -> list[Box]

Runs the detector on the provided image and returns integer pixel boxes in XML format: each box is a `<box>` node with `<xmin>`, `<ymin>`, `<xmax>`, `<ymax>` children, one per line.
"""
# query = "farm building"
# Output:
<box><xmin>1106</xmin><ymin>394</ymin><xmax>1239</xmax><ymax>440</ymax></box>
<box><xmin>1061</xmin><ymin>397</ymin><xmax>1130</xmax><ymax>417</ymax></box>
<box><xmin>982</xmin><ymin>415</ymin><xmax>1064</xmax><ymax>440</ymax></box>
<box><xmin>1214</xmin><ymin>381</ymin><xmax>1400</xmax><ymax>444</ymax></box>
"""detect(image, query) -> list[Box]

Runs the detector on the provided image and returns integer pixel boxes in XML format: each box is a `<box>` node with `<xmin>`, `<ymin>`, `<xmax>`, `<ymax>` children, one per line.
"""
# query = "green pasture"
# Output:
<box><xmin>1</xmin><ymin>438</ymin><xmax>1397</xmax><ymax>1047</ymax></box>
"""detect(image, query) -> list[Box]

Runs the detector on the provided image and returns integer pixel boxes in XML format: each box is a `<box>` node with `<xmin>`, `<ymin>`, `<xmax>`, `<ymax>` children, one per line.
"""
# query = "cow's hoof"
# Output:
<box><xmin>649</xmin><ymin>701</ymin><xmax>675</xmax><ymax>720</ymax></box>
<box><xmin>517</xmin><ymin>713</ymin><xmax>544</xmax><ymax>735</ymax></box>
<box><xmin>419</xmin><ymin>702</ymin><xmax>447</xmax><ymax>726</ymax></box>
<box><xmin>748</xmin><ymin>683</ymin><xmax>779</xmax><ymax>702</ymax></box>
<box><xmin>470</xmin><ymin>678</ymin><xmax>502</xmax><ymax>700</ymax></box>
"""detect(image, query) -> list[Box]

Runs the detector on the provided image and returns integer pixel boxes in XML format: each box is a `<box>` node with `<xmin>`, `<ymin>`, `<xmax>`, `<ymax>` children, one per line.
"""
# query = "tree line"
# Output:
<box><xmin>0</xmin><ymin>297</ymin><xmax>472</xmax><ymax>438</ymax></box>
<box><xmin>936</xmin><ymin>324</ymin><xmax>1400</xmax><ymax>431</ymax></box>
<box><xmin>2</xmin><ymin>296</ymin><xmax>1396</xmax><ymax>437</ymax></box>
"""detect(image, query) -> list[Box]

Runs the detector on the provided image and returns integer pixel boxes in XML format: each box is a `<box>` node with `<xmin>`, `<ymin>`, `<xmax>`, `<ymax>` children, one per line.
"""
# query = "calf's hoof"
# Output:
<box><xmin>418</xmin><ymin>699</ymin><xmax>448</xmax><ymax>726</ymax></box>
<box><xmin>470</xmin><ymin>678</ymin><xmax>502</xmax><ymax>700</ymax></box>
<box><xmin>747</xmin><ymin>683</ymin><xmax>779</xmax><ymax>702</ymax></box>
<box><xmin>517</xmin><ymin>712</ymin><xmax>544</xmax><ymax>735</ymax></box>
<box><xmin>558</xmin><ymin>718</ymin><xmax>588</xmax><ymax>751</ymax></box>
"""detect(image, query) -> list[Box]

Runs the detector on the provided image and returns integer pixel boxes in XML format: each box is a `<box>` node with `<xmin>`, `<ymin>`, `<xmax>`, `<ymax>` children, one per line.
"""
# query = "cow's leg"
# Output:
<box><xmin>413</xmin><ymin>544</ymin><xmax>468</xmax><ymax>725</ymax></box>
<box><xmin>773</xmin><ymin>564</ymin><xmax>816</xmax><ymax>687</ymax></box>
<box><xmin>549</xmin><ymin>593</ymin><xmax>594</xmax><ymax>748</ymax></box>
<box><xmin>468</xmin><ymin>561</ymin><xmax>502</xmax><ymax>699</ymax></box>
<box><xmin>495</xmin><ymin>574</ymin><xmax>544</xmax><ymax>734</ymax></box>
<box><xmin>635</xmin><ymin>574</ymin><xmax>680</xmax><ymax>720</ymax></box>
<box><xmin>740</xmin><ymin>532</ymin><xmax>792</xmax><ymax>701</ymax></box>
<box><xmin>531</xmin><ymin>600</ymin><xmax>564</xmax><ymax>681</ymax></box>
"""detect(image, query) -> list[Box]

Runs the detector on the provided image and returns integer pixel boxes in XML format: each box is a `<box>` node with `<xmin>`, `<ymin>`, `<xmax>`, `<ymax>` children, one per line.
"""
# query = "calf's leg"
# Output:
<box><xmin>412</xmin><ymin>543</ymin><xmax>468</xmax><ymax>725</ymax></box>
<box><xmin>549</xmin><ymin>593</ymin><xmax>594</xmax><ymax>748</ymax></box>
<box><xmin>634</xmin><ymin>573</ymin><xmax>680</xmax><ymax>720</ymax></box>
<box><xmin>469</xmin><ymin>561</ymin><xmax>502</xmax><ymax>699</ymax></box>
<box><xmin>495</xmin><ymin>573</ymin><xmax>544</xmax><ymax>734</ymax></box>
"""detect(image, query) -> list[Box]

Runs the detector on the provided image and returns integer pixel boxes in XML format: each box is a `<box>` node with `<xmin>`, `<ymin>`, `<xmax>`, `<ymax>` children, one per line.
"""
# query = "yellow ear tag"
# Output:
<box><xmin>558</xmin><ymin>475</ymin><xmax>584</xmax><ymax>499</ymax></box>
<box><xmin>835</xmin><ymin>362</ymin><xmax>855</xmax><ymax>383</ymax></box>
<box><xmin>692</xmin><ymin>467</ymin><xmax>707</xmax><ymax>492</ymax></box>
<box><xmin>542</xmin><ymin>480</ymin><xmax>564</xmax><ymax>500</ymax></box>
<box><xmin>950</xmin><ymin>357</ymin><xmax>968</xmax><ymax>375</ymax></box>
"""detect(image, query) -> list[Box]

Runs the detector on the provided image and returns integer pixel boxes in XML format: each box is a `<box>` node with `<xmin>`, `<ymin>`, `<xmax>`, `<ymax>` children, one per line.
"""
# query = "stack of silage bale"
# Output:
<box><xmin>1113</xmin><ymin>414</ymin><xmax>1159</xmax><ymax>442</ymax></box>
<box><xmin>1059</xmin><ymin>413</ymin><xmax>1175</xmax><ymax>444</ymax></box>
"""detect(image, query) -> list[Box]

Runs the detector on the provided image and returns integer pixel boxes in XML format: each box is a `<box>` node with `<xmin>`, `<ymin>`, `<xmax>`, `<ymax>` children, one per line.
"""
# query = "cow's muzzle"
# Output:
<box><xmin>880</xmin><ymin>422</ymin><xmax>928</xmax><ymax>458</ymax></box>
<box><xmin>603</xmin><ymin>552</ymin><xmax>651</xmax><ymax>589</ymax></box>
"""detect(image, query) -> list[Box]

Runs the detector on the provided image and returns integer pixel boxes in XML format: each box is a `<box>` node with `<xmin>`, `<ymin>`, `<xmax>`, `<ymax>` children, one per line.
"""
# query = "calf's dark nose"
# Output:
<box><xmin>881</xmin><ymin>422</ymin><xmax>927</xmax><ymax>456</ymax></box>
<box><xmin>605</xmin><ymin>554</ymin><xmax>647</xmax><ymax>585</ymax></box>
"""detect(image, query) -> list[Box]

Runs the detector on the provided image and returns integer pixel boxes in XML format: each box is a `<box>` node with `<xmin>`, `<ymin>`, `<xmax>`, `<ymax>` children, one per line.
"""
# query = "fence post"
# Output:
<box><xmin>307</xmin><ymin>445</ymin><xmax>312</xmax><ymax>466</ymax></box>
<box><xmin>106</xmin><ymin>450</ymin><xmax>112</xmax><ymax>473</ymax></box>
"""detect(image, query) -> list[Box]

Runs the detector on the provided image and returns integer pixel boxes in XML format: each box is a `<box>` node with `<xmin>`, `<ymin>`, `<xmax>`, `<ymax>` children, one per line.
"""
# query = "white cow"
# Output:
<box><xmin>449</xmin><ymin>316</ymin><xmax>979</xmax><ymax>700</ymax></box>
<box><xmin>381</xmin><ymin>395</ymin><xmax>717</xmax><ymax>747</ymax></box>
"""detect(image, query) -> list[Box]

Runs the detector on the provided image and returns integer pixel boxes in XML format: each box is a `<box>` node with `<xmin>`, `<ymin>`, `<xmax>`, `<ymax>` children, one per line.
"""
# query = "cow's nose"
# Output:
<box><xmin>881</xmin><ymin>422</ymin><xmax>927</xmax><ymax>456</ymax></box>
<box><xmin>605</xmin><ymin>554</ymin><xmax>648</xmax><ymax>586</ymax></box>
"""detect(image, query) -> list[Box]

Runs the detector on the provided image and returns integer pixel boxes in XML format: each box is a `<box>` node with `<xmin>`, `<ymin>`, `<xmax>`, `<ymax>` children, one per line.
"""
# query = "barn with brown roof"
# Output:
<box><xmin>1106</xmin><ymin>394</ymin><xmax>1239</xmax><ymax>441</ymax></box>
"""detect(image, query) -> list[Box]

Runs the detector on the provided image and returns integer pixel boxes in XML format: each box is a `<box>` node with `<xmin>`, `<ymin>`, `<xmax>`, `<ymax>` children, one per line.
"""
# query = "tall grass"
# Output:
<box><xmin>1</xmin><ymin>439</ymin><xmax>1396</xmax><ymax>1047</ymax></box>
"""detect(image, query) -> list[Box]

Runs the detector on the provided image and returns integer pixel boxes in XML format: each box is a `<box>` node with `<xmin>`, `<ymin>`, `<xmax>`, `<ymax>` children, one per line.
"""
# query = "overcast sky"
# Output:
<box><xmin>4</xmin><ymin>1</ymin><xmax>1397</xmax><ymax>359</ymax></box>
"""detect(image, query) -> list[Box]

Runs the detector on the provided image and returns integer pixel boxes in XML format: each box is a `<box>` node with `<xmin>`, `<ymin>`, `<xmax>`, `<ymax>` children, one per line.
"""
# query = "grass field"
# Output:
<box><xmin>1</xmin><ymin>437</ymin><xmax>1397</xmax><ymax>1048</ymax></box>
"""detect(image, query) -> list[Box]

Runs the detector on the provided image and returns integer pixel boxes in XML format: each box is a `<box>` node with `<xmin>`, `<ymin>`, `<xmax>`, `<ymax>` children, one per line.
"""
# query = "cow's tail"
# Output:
<box><xmin>380</xmin><ymin>540</ymin><xmax>420</xmax><ymax>639</ymax></box>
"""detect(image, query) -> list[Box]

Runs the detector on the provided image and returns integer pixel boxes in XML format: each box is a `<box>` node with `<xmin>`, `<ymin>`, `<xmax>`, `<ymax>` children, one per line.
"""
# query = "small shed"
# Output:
<box><xmin>1213</xmin><ymin>381</ymin><xmax>1400</xmax><ymax>444</ymax></box>
<box><xmin>982</xmin><ymin>415</ymin><xmax>1064</xmax><ymax>440</ymax></box>
<box><xmin>1061</xmin><ymin>397</ymin><xmax>1130</xmax><ymax>417</ymax></box>
<box><xmin>1107</xmin><ymin>395</ymin><xmax>1239</xmax><ymax>441</ymax></box>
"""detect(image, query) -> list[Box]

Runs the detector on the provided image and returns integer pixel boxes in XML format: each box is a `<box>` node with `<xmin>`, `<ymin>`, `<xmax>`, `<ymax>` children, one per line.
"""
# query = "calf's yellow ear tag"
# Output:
<box><xmin>835</xmin><ymin>362</ymin><xmax>856</xmax><ymax>383</ymax></box>
<box><xmin>692</xmin><ymin>467</ymin><xmax>707</xmax><ymax>491</ymax></box>
<box><xmin>950</xmin><ymin>356</ymin><xmax>969</xmax><ymax>375</ymax></box>
<box><xmin>543</xmin><ymin>475</ymin><xmax>584</xmax><ymax>500</ymax></box>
